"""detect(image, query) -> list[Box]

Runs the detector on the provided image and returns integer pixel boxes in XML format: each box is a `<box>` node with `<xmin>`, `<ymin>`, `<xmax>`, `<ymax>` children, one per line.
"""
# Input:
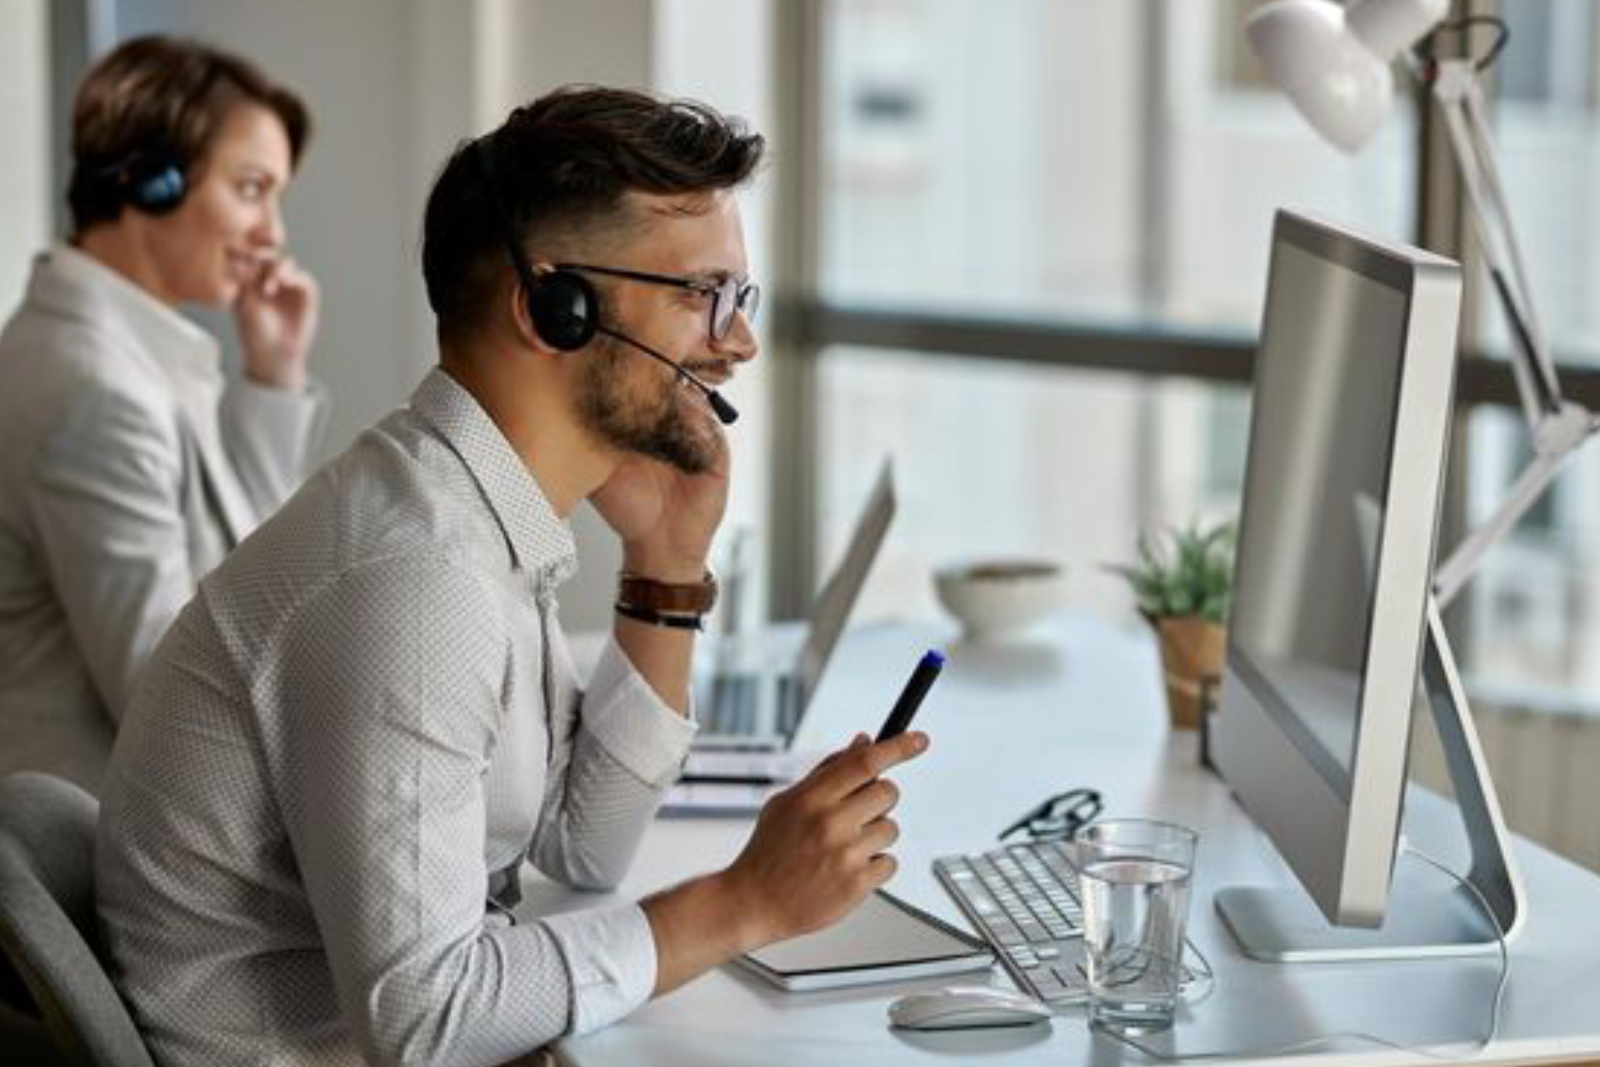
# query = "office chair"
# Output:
<box><xmin>0</xmin><ymin>773</ymin><xmax>155</xmax><ymax>1067</ymax></box>
<box><xmin>1</xmin><ymin>962</ymin><xmax>58</xmax><ymax>1066</ymax></box>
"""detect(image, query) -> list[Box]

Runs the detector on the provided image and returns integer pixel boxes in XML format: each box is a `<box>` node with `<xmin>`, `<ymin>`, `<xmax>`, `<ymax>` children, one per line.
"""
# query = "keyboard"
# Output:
<box><xmin>933</xmin><ymin>840</ymin><xmax>1093</xmax><ymax>1006</ymax></box>
<box><xmin>935</xmin><ymin>840</ymin><xmax>1205</xmax><ymax>1009</ymax></box>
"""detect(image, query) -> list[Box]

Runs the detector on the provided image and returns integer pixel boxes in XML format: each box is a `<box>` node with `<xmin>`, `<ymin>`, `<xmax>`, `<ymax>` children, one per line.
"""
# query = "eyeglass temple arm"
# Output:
<box><xmin>996</xmin><ymin>790</ymin><xmax>1103</xmax><ymax>841</ymax></box>
<box><xmin>553</xmin><ymin>262</ymin><xmax>711</xmax><ymax>293</ymax></box>
<box><xmin>997</xmin><ymin>813</ymin><xmax>1034</xmax><ymax>841</ymax></box>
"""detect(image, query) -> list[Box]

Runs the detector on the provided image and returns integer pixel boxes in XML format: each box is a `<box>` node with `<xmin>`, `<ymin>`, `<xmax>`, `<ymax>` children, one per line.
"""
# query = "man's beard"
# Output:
<box><xmin>577</xmin><ymin>336</ymin><xmax>719</xmax><ymax>474</ymax></box>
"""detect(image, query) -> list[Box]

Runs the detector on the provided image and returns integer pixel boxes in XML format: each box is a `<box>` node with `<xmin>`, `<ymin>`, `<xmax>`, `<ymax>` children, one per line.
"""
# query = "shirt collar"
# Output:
<box><xmin>32</xmin><ymin>245</ymin><xmax>222</xmax><ymax>387</ymax></box>
<box><xmin>409</xmin><ymin>367</ymin><xmax>577</xmax><ymax>588</ymax></box>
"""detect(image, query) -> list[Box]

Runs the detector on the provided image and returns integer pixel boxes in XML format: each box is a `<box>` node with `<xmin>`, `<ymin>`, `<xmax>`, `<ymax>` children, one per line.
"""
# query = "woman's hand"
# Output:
<box><xmin>236</xmin><ymin>255</ymin><xmax>319</xmax><ymax>391</ymax></box>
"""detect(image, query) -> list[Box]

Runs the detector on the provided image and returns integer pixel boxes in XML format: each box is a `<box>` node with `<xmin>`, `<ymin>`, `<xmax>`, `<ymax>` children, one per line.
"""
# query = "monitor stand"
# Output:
<box><xmin>1215</xmin><ymin>596</ymin><xmax>1526</xmax><ymax>962</ymax></box>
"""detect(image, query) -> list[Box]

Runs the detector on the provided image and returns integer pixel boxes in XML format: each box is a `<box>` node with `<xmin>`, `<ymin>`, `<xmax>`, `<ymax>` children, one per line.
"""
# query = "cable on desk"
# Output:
<box><xmin>1089</xmin><ymin>842</ymin><xmax>1510</xmax><ymax>1063</ymax></box>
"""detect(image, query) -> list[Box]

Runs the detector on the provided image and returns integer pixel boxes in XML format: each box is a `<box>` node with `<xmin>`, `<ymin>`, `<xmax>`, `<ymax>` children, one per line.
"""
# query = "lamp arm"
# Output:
<box><xmin>1432</xmin><ymin>417</ymin><xmax>1579</xmax><ymax>608</ymax></box>
<box><xmin>1428</xmin><ymin>57</ymin><xmax>1564</xmax><ymax>427</ymax></box>
<box><xmin>1411</xmin><ymin>57</ymin><xmax>1600</xmax><ymax>606</ymax></box>
<box><xmin>1459</xmin><ymin>75</ymin><xmax>1551</xmax><ymax>368</ymax></box>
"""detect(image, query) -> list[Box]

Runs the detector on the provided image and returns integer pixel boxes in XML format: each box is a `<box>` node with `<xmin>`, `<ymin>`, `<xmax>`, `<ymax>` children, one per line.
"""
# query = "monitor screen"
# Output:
<box><xmin>1227</xmin><ymin>239</ymin><xmax>1410</xmax><ymax>796</ymax></box>
<box><xmin>1212</xmin><ymin>210</ymin><xmax>1462</xmax><ymax>930</ymax></box>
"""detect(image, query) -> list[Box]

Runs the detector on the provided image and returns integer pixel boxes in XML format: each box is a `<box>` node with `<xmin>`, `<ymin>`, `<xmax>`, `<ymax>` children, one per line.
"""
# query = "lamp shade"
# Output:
<box><xmin>1246</xmin><ymin>0</ymin><xmax>1447</xmax><ymax>153</ymax></box>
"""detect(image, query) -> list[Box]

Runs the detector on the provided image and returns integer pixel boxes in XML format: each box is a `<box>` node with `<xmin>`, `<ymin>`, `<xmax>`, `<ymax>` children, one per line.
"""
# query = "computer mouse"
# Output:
<box><xmin>887</xmin><ymin>985</ymin><xmax>1053</xmax><ymax>1030</ymax></box>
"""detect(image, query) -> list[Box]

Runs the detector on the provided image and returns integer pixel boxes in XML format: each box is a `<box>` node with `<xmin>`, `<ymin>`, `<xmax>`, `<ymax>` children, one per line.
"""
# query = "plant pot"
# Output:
<box><xmin>1149</xmin><ymin>615</ymin><xmax>1225</xmax><ymax>730</ymax></box>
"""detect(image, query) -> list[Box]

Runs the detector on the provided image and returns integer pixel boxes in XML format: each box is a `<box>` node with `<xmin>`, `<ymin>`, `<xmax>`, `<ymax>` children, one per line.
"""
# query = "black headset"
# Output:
<box><xmin>88</xmin><ymin>150</ymin><xmax>188</xmax><ymax>216</ymax></box>
<box><xmin>472</xmin><ymin>137</ymin><xmax>598</xmax><ymax>350</ymax></box>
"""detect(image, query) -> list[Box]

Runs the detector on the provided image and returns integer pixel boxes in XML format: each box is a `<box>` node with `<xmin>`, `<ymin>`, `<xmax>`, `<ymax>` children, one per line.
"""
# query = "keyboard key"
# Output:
<box><xmin>936</xmin><ymin>841</ymin><xmax>1117</xmax><ymax>1007</ymax></box>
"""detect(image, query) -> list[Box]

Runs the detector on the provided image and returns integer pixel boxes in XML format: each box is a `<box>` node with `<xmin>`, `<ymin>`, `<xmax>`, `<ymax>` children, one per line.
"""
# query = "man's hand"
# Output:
<box><xmin>642</xmin><ymin>730</ymin><xmax>931</xmax><ymax>994</ymax></box>
<box><xmin>721</xmin><ymin>730</ymin><xmax>929</xmax><ymax>942</ymax></box>
<box><xmin>597</xmin><ymin>437</ymin><xmax>729</xmax><ymax>711</ymax></box>
<box><xmin>235</xmin><ymin>255</ymin><xmax>319</xmax><ymax>391</ymax></box>
<box><xmin>591</xmin><ymin>432</ymin><xmax>728</xmax><ymax>583</ymax></box>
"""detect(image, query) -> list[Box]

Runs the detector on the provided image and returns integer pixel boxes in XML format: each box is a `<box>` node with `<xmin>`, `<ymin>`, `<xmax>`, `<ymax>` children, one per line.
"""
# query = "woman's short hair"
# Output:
<box><xmin>67</xmin><ymin>34</ymin><xmax>311</xmax><ymax>232</ymax></box>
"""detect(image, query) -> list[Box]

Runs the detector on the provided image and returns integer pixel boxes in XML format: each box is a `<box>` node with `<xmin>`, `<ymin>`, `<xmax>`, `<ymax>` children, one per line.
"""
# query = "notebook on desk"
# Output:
<box><xmin>687</xmin><ymin>459</ymin><xmax>895</xmax><ymax>758</ymax></box>
<box><xmin>735</xmin><ymin>888</ymin><xmax>992</xmax><ymax>991</ymax></box>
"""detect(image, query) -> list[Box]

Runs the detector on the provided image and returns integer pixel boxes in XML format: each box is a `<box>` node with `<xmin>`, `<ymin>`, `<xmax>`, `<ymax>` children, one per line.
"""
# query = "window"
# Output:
<box><xmin>793</xmin><ymin>0</ymin><xmax>1600</xmax><ymax>871</ymax></box>
<box><xmin>816</xmin><ymin>0</ymin><xmax>1412</xmax><ymax>623</ymax></box>
<box><xmin>1459</xmin><ymin>0</ymin><xmax>1600</xmax><ymax>708</ymax></box>
<box><xmin>816</xmin><ymin>346</ymin><xmax>1250</xmax><ymax>622</ymax></box>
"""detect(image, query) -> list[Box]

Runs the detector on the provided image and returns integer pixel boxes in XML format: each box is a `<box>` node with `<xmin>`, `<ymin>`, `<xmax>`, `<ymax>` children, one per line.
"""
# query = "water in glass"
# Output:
<box><xmin>1080</xmin><ymin>855</ymin><xmax>1192</xmax><ymax>1034</ymax></box>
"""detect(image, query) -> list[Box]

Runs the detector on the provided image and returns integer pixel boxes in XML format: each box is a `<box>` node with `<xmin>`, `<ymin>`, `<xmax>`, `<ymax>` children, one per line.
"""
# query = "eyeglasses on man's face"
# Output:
<box><xmin>555</xmin><ymin>262</ymin><xmax>761</xmax><ymax>341</ymax></box>
<box><xmin>998</xmin><ymin>787</ymin><xmax>1104</xmax><ymax>842</ymax></box>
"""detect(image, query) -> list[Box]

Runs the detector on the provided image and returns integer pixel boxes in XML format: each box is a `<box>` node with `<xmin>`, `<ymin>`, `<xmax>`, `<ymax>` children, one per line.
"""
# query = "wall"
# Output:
<box><xmin>117</xmin><ymin>0</ymin><xmax>468</xmax><ymax>460</ymax></box>
<box><xmin>0</xmin><ymin>0</ymin><xmax>52</xmax><ymax>317</ymax></box>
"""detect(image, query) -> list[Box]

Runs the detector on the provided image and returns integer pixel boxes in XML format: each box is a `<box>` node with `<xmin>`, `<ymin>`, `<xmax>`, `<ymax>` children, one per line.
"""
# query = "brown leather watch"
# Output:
<box><xmin>616</xmin><ymin>570</ymin><xmax>719</xmax><ymax>615</ymax></box>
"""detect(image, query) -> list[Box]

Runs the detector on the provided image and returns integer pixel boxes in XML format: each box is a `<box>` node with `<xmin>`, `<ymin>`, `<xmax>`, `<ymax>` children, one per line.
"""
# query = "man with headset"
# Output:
<box><xmin>96</xmin><ymin>87</ymin><xmax>928</xmax><ymax>1067</ymax></box>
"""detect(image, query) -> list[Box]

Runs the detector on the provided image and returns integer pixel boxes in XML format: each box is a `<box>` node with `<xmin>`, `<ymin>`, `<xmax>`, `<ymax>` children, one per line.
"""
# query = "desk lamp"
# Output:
<box><xmin>1247</xmin><ymin>0</ymin><xmax>1600</xmax><ymax>606</ymax></box>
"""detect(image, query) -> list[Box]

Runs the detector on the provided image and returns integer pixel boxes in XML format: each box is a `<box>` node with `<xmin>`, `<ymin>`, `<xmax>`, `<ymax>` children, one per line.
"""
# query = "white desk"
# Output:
<box><xmin>529</xmin><ymin>613</ymin><xmax>1600</xmax><ymax>1066</ymax></box>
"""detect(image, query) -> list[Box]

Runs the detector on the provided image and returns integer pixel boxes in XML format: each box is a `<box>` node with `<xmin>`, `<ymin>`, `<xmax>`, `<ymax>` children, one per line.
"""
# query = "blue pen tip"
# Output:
<box><xmin>923</xmin><ymin>650</ymin><xmax>946</xmax><ymax>667</ymax></box>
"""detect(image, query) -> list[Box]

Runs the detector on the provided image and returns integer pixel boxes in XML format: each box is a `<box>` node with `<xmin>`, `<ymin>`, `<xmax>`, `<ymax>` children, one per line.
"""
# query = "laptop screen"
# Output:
<box><xmin>694</xmin><ymin>460</ymin><xmax>895</xmax><ymax>748</ymax></box>
<box><xmin>795</xmin><ymin>460</ymin><xmax>896</xmax><ymax>710</ymax></box>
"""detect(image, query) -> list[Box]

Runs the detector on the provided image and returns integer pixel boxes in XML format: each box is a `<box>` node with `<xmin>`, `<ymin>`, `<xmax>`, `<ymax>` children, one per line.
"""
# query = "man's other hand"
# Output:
<box><xmin>721</xmin><ymin>730</ymin><xmax>931</xmax><ymax>945</ymax></box>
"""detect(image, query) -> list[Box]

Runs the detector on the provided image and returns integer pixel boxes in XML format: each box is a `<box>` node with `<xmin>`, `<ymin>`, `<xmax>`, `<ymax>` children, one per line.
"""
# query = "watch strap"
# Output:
<box><xmin>617</xmin><ymin>570</ymin><xmax>718</xmax><ymax>615</ymax></box>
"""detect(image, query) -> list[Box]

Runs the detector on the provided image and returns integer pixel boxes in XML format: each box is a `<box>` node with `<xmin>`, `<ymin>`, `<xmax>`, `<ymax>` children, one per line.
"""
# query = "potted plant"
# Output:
<box><xmin>1108</xmin><ymin>520</ymin><xmax>1235</xmax><ymax>730</ymax></box>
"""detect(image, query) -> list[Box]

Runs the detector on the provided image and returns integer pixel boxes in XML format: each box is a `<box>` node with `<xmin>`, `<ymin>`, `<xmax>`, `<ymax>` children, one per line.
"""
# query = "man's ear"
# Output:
<box><xmin>504</xmin><ymin>273</ymin><xmax>553</xmax><ymax>355</ymax></box>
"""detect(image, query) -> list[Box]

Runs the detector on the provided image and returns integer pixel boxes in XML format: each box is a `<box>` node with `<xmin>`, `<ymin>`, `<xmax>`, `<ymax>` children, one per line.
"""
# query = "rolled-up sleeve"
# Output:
<box><xmin>539</xmin><ymin>902</ymin><xmax>659</xmax><ymax>1035</ymax></box>
<box><xmin>524</xmin><ymin>638</ymin><xmax>698</xmax><ymax>1029</ymax></box>
<box><xmin>532</xmin><ymin>638</ymin><xmax>697</xmax><ymax>897</ymax></box>
<box><xmin>583</xmin><ymin>638</ymin><xmax>700</xmax><ymax>786</ymax></box>
<box><xmin>273</xmin><ymin>556</ymin><xmax>605</xmax><ymax>1067</ymax></box>
<box><xmin>220</xmin><ymin>376</ymin><xmax>326</xmax><ymax>513</ymax></box>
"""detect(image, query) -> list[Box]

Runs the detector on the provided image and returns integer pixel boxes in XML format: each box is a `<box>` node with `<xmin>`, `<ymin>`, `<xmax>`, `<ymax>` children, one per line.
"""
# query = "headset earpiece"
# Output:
<box><xmin>122</xmin><ymin>153</ymin><xmax>187</xmax><ymax>215</ymax></box>
<box><xmin>525</xmin><ymin>269</ymin><xmax>599</xmax><ymax>351</ymax></box>
<box><xmin>473</xmin><ymin>137</ymin><xmax>604</xmax><ymax>352</ymax></box>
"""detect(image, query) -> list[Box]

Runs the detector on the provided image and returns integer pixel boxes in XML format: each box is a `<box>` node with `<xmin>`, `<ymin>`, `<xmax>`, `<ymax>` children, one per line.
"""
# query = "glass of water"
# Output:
<box><xmin>1075</xmin><ymin>818</ymin><xmax>1198</xmax><ymax>1034</ymax></box>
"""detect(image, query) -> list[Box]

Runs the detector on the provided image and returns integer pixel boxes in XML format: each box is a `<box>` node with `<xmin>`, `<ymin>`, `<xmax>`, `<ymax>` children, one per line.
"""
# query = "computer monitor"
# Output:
<box><xmin>1211</xmin><ymin>210</ymin><xmax>1525</xmax><ymax>962</ymax></box>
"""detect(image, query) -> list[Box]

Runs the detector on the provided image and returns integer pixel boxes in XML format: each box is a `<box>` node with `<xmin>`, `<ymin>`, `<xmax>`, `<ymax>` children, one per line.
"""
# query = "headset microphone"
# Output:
<box><xmin>597</xmin><ymin>326</ymin><xmax>740</xmax><ymax>426</ymax></box>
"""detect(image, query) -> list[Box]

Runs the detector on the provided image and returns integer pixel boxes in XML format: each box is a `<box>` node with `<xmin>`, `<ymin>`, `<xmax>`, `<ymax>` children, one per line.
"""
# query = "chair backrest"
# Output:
<box><xmin>0</xmin><ymin>773</ymin><xmax>154</xmax><ymax>1067</ymax></box>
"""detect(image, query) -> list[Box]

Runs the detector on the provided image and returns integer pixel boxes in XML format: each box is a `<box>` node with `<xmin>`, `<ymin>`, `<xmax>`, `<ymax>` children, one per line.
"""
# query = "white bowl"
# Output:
<box><xmin>934</xmin><ymin>560</ymin><xmax>1066</xmax><ymax>639</ymax></box>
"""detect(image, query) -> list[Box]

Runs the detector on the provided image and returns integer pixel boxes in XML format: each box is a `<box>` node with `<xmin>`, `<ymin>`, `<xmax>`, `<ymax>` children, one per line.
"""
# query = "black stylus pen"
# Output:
<box><xmin>876</xmin><ymin>650</ymin><xmax>945</xmax><ymax>742</ymax></box>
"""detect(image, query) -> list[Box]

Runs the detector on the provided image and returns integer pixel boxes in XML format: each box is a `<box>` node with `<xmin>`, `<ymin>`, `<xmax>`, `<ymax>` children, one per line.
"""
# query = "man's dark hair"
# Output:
<box><xmin>68</xmin><ymin>34</ymin><xmax>311</xmax><ymax>232</ymax></box>
<box><xmin>422</xmin><ymin>85</ymin><xmax>765</xmax><ymax>347</ymax></box>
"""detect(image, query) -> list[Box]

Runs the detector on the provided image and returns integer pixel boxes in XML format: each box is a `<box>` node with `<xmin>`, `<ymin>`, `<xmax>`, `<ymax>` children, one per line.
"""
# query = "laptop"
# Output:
<box><xmin>688</xmin><ymin>459</ymin><xmax>896</xmax><ymax>757</ymax></box>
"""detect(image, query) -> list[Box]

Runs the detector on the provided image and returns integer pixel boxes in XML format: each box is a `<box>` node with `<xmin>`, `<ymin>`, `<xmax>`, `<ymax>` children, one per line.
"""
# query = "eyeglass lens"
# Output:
<box><xmin>712</xmin><ymin>279</ymin><xmax>760</xmax><ymax>339</ymax></box>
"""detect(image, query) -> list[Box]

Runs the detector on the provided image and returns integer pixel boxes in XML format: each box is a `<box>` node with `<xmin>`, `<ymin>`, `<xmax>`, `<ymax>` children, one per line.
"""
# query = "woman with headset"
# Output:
<box><xmin>0</xmin><ymin>36</ymin><xmax>325</xmax><ymax>791</ymax></box>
